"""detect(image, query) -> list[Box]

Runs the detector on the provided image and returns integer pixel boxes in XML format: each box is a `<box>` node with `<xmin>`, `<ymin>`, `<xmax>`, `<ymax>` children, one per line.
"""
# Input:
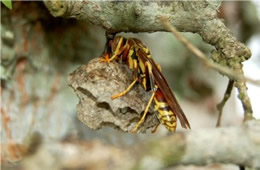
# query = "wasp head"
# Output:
<box><xmin>109</xmin><ymin>36</ymin><xmax>127</xmax><ymax>58</ymax></box>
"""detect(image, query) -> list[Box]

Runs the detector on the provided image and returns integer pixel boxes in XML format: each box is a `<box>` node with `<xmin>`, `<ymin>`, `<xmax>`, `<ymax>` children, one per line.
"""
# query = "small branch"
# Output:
<box><xmin>236</xmin><ymin>78</ymin><xmax>254</xmax><ymax>121</ymax></box>
<box><xmin>160</xmin><ymin>18</ymin><xmax>255</xmax><ymax>120</ymax></box>
<box><xmin>160</xmin><ymin>18</ymin><xmax>260</xmax><ymax>86</ymax></box>
<box><xmin>216</xmin><ymin>80</ymin><xmax>234</xmax><ymax>127</ymax></box>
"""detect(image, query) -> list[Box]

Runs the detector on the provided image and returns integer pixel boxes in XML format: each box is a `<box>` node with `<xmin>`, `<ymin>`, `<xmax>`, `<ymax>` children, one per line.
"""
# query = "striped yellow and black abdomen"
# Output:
<box><xmin>154</xmin><ymin>88</ymin><xmax>177</xmax><ymax>132</ymax></box>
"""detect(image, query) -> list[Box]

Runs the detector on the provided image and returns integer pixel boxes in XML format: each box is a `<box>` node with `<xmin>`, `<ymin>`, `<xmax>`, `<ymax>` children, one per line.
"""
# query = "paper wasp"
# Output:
<box><xmin>100</xmin><ymin>35</ymin><xmax>190</xmax><ymax>133</ymax></box>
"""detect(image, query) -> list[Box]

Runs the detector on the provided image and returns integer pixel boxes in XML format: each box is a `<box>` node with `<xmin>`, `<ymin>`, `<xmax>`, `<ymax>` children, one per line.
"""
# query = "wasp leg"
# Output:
<box><xmin>131</xmin><ymin>61</ymin><xmax>157</xmax><ymax>133</ymax></box>
<box><xmin>111</xmin><ymin>59</ymin><xmax>139</xmax><ymax>99</ymax></box>
<box><xmin>100</xmin><ymin>51</ymin><xmax>120</xmax><ymax>63</ymax></box>
<box><xmin>99</xmin><ymin>53</ymin><xmax>110</xmax><ymax>62</ymax></box>
<box><xmin>151</xmin><ymin>123</ymin><xmax>160</xmax><ymax>133</ymax></box>
<box><xmin>131</xmin><ymin>91</ymin><xmax>156</xmax><ymax>133</ymax></box>
<box><xmin>100</xmin><ymin>54</ymin><xmax>119</xmax><ymax>63</ymax></box>
<box><xmin>111</xmin><ymin>77</ymin><xmax>138</xmax><ymax>99</ymax></box>
<box><xmin>99</xmin><ymin>50</ymin><xmax>122</xmax><ymax>63</ymax></box>
<box><xmin>106</xmin><ymin>53</ymin><xmax>118</xmax><ymax>62</ymax></box>
<box><xmin>101</xmin><ymin>36</ymin><xmax>126</xmax><ymax>63</ymax></box>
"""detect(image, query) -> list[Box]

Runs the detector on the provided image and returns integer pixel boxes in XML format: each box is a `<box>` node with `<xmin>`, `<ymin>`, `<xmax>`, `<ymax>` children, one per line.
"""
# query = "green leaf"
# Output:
<box><xmin>2</xmin><ymin>0</ymin><xmax>12</xmax><ymax>10</ymax></box>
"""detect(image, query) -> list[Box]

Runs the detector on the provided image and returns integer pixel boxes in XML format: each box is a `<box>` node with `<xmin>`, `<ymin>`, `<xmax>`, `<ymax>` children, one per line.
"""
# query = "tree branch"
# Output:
<box><xmin>44</xmin><ymin>0</ymin><xmax>221</xmax><ymax>33</ymax></box>
<box><xmin>44</xmin><ymin>1</ymin><xmax>251</xmax><ymax>63</ymax></box>
<box><xmin>18</xmin><ymin>120</ymin><xmax>260</xmax><ymax>170</ymax></box>
<box><xmin>135</xmin><ymin>120</ymin><xmax>260</xmax><ymax>169</ymax></box>
<box><xmin>45</xmin><ymin>0</ymin><xmax>254</xmax><ymax>119</ymax></box>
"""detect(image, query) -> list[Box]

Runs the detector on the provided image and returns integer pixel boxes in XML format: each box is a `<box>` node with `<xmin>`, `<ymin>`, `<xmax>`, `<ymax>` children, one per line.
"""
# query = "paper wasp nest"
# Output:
<box><xmin>68</xmin><ymin>58</ymin><xmax>159</xmax><ymax>133</ymax></box>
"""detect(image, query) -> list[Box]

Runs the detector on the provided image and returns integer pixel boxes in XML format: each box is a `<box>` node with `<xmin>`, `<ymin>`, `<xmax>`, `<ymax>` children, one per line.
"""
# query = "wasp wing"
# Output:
<box><xmin>137</xmin><ymin>50</ymin><xmax>191</xmax><ymax>129</ymax></box>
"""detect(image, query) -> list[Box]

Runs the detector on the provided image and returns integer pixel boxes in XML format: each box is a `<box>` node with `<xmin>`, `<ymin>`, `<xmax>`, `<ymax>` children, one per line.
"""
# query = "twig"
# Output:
<box><xmin>160</xmin><ymin>17</ymin><xmax>260</xmax><ymax>86</ymax></box>
<box><xmin>236</xmin><ymin>79</ymin><xmax>254</xmax><ymax>121</ymax></box>
<box><xmin>216</xmin><ymin>80</ymin><xmax>234</xmax><ymax>127</ymax></box>
<box><xmin>161</xmin><ymin>17</ymin><xmax>255</xmax><ymax>121</ymax></box>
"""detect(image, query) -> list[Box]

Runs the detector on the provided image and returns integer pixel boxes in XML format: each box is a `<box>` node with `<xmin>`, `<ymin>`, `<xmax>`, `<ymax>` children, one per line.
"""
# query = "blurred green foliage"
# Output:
<box><xmin>2</xmin><ymin>0</ymin><xmax>12</xmax><ymax>9</ymax></box>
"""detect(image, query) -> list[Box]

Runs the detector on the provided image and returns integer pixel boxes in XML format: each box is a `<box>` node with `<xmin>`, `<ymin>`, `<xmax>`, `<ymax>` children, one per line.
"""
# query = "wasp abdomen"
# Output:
<box><xmin>154</xmin><ymin>89</ymin><xmax>177</xmax><ymax>132</ymax></box>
